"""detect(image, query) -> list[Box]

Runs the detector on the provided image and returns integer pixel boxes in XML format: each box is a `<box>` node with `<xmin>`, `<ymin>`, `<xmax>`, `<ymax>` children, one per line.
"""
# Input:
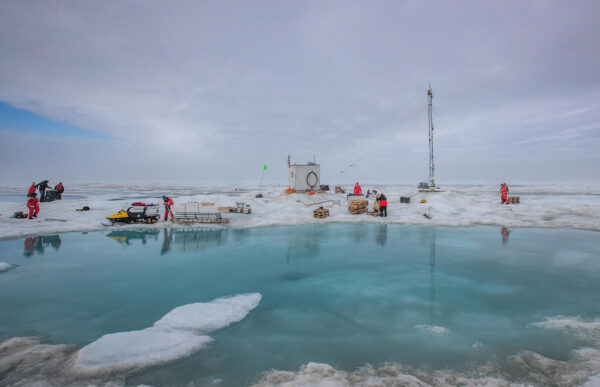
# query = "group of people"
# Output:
<box><xmin>28</xmin><ymin>181</ymin><xmax>65</xmax><ymax>202</ymax></box>
<box><xmin>354</xmin><ymin>182</ymin><xmax>388</xmax><ymax>217</ymax></box>
<box><xmin>25</xmin><ymin>181</ymin><xmax>65</xmax><ymax>219</ymax></box>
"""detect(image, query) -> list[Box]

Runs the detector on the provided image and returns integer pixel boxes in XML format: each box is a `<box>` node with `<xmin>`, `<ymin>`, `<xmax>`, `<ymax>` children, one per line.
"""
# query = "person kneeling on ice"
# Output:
<box><xmin>163</xmin><ymin>196</ymin><xmax>174</xmax><ymax>221</ymax></box>
<box><xmin>354</xmin><ymin>182</ymin><xmax>362</xmax><ymax>196</ymax></box>
<box><xmin>54</xmin><ymin>182</ymin><xmax>65</xmax><ymax>199</ymax></box>
<box><xmin>27</xmin><ymin>182</ymin><xmax>36</xmax><ymax>197</ymax></box>
<box><xmin>27</xmin><ymin>193</ymin><xmax>40</xmax><ymax>219</ymax></box>
<box><xmin>380</xmin><ymin>194</ymin><xmax>388</xmax><ymax>217</ymax></box>
<box><xmin>500</xmin><ymin>183</ymin><xmax>509</xmax><ymax>204</ymax></box>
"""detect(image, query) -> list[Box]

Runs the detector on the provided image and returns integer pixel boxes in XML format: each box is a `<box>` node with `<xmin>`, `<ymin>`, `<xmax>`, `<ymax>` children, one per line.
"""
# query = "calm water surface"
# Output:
<box><xmin>0</xmin><ymin>224</ymin><xmax>599</xmax><ymax>386</ymax></box>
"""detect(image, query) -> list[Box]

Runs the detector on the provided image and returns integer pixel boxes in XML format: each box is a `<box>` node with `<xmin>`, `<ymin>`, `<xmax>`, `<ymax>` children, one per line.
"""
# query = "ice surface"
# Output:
<box><xmin>0</xmin><ymin>261</ymin><xmax>15</xmax><ymax>272</ymax></box>
<box><xmin>74</xmin><ymin>293</ymin><xmax>260</xmax><ymax>373</ymax></box>
<box><xmin>414</xmin><ymin>324</ymin><xmax>449</xmax><ymax>335</ymax></box>
<box><xmin>154</xmin><ymin>293</ymin><xmax>262</xmax><ymax>332</ymax></box>
<box><xmin>1</xmin><ymin>183</ymin><xmax>599</xmax><ymax>240</ymax></box>
<box><xmin>530</xmin><ymin>315</ymin><xmax>600</xmax><ymax>342</ymax></box>
<box><xmin>74</xmin><ymin>328</ymin><xmax>213</xmax><ymax>372</ymax></box>
<box><xmin>253</xmin><ymin>315</ymin><xmax>600</xmax><ymax>387</ymax></box>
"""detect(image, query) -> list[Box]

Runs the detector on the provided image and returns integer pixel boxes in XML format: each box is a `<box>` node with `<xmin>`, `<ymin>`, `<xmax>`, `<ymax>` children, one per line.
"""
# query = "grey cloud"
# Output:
<box><xmin>1</xmin><ymin>0</ymin><xmax>599</xmax><ymax>183</ymax></box>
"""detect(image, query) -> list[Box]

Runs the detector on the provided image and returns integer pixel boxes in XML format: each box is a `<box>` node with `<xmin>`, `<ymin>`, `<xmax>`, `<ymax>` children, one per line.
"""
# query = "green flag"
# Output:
<box><xmin>263</xmin><ymin>164</ymin><xmax>267</xmax><ymax>170</ymax></box>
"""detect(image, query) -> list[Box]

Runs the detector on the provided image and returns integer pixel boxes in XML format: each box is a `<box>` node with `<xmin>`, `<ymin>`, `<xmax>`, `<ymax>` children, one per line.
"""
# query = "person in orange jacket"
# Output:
<box><xmin>163</xmin><ymin>196</ymin><xmax>174</xmax><ymax>221</ymax></box>
<box><xmin>500</xmin><ymin>183</ymin><xmax>509</xmax><ymax>204</ymax></box>
<box><xmin>54</xmin><ymin>182</ymin><xmax>65</xmax><ymax>199</ymax></box>
<box><xmin>354</xmin><ymin>182</ymin><xmax>362</xmax><ymax>196</ymax></box>
<box><xmin>27</xmin><ymin>193</ymin><xmax>40</xmax><ymax>219</ymax></box>
<box><xmin>27</xmin><ymin>182</ymin><xmax>36</xmax><ymax>197</ymax></box>
<box><xmin>379</xmin><ymin>194</ymin><xmax>388</xmax><ymax>217</ymax></box>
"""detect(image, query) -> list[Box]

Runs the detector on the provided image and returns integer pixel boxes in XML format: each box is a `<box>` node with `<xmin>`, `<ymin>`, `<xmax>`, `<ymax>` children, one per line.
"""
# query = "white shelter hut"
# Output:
<box><xmin>288</xmin><ymin>155</ymin><xmax>320</xmax><ymax>192</ymax></box>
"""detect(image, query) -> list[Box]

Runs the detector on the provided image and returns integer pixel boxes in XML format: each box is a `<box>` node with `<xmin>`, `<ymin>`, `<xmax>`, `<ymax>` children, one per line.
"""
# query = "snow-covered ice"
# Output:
<box><xmin>0</xmin><ymin>182</ymin><xmax>598</xmax><ymax>240</ymax></box>
<box><xmin>154</xmin><ymin>293</ymin><xmax>262</xmax><ymax>332</ymax></box>
<box><xmin>414</xmin><ymin>324</ymin><xmax>449</xmax><ymax>335</ymax></box>
<box><xmin>0</xmin><ymin>261</ymin><xmax>16</xmax><ymax>273</ymax></box>
<box><xmin>74</xmin><ymin>328</ymin><xmax>213</xmax><ymax>372</ymax></box>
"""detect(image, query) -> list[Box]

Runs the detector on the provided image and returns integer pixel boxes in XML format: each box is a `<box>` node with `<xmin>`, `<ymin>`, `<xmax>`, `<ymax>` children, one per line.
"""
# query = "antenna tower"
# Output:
<box><xmin>427</xmin><ymin>84</ymin><xmax>436</xmax><ymax>188</ymax></box>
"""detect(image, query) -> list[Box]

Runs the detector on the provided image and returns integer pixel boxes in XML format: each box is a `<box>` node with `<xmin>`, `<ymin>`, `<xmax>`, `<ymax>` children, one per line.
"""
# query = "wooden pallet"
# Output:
<box><xmin>348</xmin><ymin>199</ymin><xmax>368</xmax><ymax>215</ymax></box>
<box><xmin>313</xmin><ymin>207</ymin><xmax>330</xmax><ymax>218</ymax></box>
<box><xmin>508</xmin><ymin>196</ymin><xmax>520</xmax><ymax>204</ymax></box>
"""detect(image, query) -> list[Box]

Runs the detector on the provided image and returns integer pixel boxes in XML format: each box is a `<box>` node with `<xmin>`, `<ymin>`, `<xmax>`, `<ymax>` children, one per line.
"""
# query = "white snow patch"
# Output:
<box><xmin>0</xmin><ymin>261</ymin><xmax>16</xmax><ymax>272</ymax></box>
<box><xmin>414</xmin><ymin>324</ymin><xmax>449</xmax><ymax>335</ymax></box>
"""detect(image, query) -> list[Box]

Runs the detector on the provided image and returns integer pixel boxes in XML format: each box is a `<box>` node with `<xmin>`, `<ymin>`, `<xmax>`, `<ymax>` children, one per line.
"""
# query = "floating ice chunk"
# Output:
<box><xmin>0</xmin><ymin>262</ymin><xmax>16</xmax><ymax>273</ymax></box>
<box><xmin>530</xmin><ymin>315</ymin><xmax>600</xmax><ymax>343</ymax></box>
<box><xmin>414</xmin><ymin>324</ymin><xmax>449</xmax><ymax>335</ymax></box>
<box><xmin>74</xmin><ymin>293</ymin><xmax>261</xmax><ymax>373</ymax></box>
<box><xmin>472</xmin><ymin>341</ymin><xmax>484</xmax><ymax>350</ymax></box>
<box><xmin>154</xmin><ymin>293</ymin><xmax>262</xmax><ymax>332</ymax></box>
<box><xmin>75</xmin><ymin>328</ymin><xmax>212</xmax><ymax>372</ymax></box>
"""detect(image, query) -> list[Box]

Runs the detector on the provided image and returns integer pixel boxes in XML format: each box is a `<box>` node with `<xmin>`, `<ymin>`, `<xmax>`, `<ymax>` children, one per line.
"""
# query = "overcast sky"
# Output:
<box><xmin>1</xmin><ymin>1</ymin><xmax>599</xmax><ymax>185</ymax></box>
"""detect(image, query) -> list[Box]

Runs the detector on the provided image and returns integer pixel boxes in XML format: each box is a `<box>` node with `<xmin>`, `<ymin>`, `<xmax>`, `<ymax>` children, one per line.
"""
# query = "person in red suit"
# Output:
<box><xmin>354</xmin><ymin>182</ymin><xmax>362</xmax><ymax>196</ymax></box>
<box><xmin>500</xmin><ymin>183</ymin><xmax>509</xmax><ymax>204</ymax></box>
<box><xmin>54</xmin><ymin>182</ymin><xmax>65</xmax><ymax>199</ymax></box>
<box><xmin>27</xmin><ymin>193</ymin><xmax>40</xmax><ymax>219</ymax></box>
<box><xmin>27</xmin><ymin>182</ymin><xmax>36</xmax><ymax>197</ymax></box>
<box><xmin>163</xmin><ymin>196</ymin><xmax>174</xmax><ymax>221</ymax></box>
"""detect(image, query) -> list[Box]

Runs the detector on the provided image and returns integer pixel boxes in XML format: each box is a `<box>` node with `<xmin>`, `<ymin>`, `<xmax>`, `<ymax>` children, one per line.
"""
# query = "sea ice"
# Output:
<box><xmin>414</xmin><ymin>324</ymin><xmax>449</xmax><ymax>335</ymax></box>
<box><xmin>1</xmin><ymin>183</ymin><xmax>599</xmax><ymax>240</ymax></box>
<box><xmin>75</xmin><ymin>328</ymin><xmax>212</xmax><ymax>372</ymax></box>
<box><xmin>154</xmin><ymin>293</ymin><xmax>262</xmax><ymax>332</ymax></box>
<box><xmin>0</xmin><ymin>261</ymin><xmax>15</xmax><ymax>273</ymax></box>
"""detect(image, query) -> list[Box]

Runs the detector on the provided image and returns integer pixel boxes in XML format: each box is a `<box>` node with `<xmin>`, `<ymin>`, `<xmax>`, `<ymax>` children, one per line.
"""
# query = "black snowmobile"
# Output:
<box><xmin>43</xmin><ymin>190</ymin><xmax>62</xmax><ymax>202</ymax></box>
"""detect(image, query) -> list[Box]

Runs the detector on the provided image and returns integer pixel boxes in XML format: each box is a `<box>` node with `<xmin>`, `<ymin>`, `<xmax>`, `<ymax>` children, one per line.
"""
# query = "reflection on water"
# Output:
<box><xmin>105</xmin><ymin>228</ymin><xmax>227</xmax><ymax>254</ymax></box>
<box><xmin>106</xmin><ymin>230</ymin><xmax>160</xmax><ymax>245</ymax></box>
<box><xmin>173</xmin><ymin>229</ymin><xmax>225</xmax><ymax>252</ymax></box>
<box><xmin>104</xmin><ymin>226</ymin><xmax>334</xmax><ymax>261</ymax></box>
<box><xmin>161</xmin><ymin>229</ymin><xmax>174</xmax><ymax>255</ymax></box>
<box><xmin>501</xmin><ymin>226</ymin><xmax>511</xmax><ymax>245</ymax></box>
<box><xmin>429</xmin><ymin>228</ymin><xmax>436</xmax><ymax>325</ymax></box>
<box><xmin>286</xmin><ymin>224</ymin><xmax>329</xmax><ymax>263</ymax></box>
<box><xmin>23</xmin><ymin>235</ymin><xmax>61</xmax><ymax>257</ymax></box>
<box><xmin>376</xmin><ymin>224</ymin><xmax>387</xmax><ymax>246</ymax></box>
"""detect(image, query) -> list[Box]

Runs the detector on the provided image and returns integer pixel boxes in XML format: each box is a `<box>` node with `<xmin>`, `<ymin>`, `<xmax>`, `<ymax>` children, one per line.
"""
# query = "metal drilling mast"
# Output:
<box><xmin>427</xmin><ymin>84</ymin><xmax>436</xmax><ymax>188</ymax></box>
